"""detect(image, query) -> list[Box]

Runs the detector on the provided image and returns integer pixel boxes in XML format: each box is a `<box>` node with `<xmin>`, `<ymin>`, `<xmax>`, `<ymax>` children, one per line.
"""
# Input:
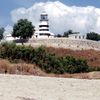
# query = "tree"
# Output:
<box><xmin>86</xmin><ymin>32</ymin><xmax>100</xmax><ymax>41</ymax></box>
<box><xmin>63</xmin><ymin>30</ymin><xmax>74</xmax><ymax>37</ymax></box>
<box><xmin>63</xmin><ymin>30</ymin><xmax>79</xmax><ymax>37</ymax></box>
<box><xmin>0</xmin><ymin>27</ymin><xmax>4</xmax><ymax>41</ymax></box>
<box><xmin>12</xmin><ymin>19</ymin><xmax>35</xmax><ymax>44</ymax></box>
<box><xmin>56</xmin><ymin>34</ymin><xmax>62</xmax><ymax>37</ymax></box>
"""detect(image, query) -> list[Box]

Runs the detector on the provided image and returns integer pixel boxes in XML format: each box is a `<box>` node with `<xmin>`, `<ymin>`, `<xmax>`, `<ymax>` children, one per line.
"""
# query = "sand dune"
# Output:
<box><xmin>0</xmin><ymin>74</ymin><xmax>100</xmax><ymax>100</ymax></box>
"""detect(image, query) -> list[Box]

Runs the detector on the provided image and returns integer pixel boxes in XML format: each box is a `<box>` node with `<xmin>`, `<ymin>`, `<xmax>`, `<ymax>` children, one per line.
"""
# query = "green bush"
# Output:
<box><xmin>0</xmin><ymin>42</ymin><xmax>90</xmax><ymax>74</ymax></box>
<box><xmin>86</xmin><ymin>32</ymin><xmax>100</xmax><ymax>41</ymax></box>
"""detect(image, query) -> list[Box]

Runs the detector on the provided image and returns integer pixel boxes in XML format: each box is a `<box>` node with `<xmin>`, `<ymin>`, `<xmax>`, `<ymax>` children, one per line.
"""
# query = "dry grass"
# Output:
<box><xmin>0</xmin><ymin>59</ymin><xmax>100</xmax><ymax>79</ymax></box>
<box><xmin>0</xmin><ymin>59</ymin><xmax>11</xmax><ymax>73</ymax></box>
<box><xmin>46</xmin><ymin>47</ymin><xmax>100</xmax><ymax>67</ymax></box>
<box><xmin>15</xmin><ymin>63</ymin><xmax>46</xmax><ymax>76</ymax></box>
<box><xmin>0</xmin><ymin>59</ymin><xmax>45</xmax><ymax>76</ymax></box>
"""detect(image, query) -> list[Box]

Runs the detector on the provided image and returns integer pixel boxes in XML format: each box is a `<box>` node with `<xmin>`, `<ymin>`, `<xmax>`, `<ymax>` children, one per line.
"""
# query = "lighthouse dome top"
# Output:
<box><xmin>41</xmin><ymin>11</ymin><xmax>48</xmax><ymax>15</ymax></box>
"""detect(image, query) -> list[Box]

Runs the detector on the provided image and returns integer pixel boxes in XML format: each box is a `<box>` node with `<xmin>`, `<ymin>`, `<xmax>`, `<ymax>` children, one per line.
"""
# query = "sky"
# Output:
<box><xmin>1</xmin><ymin>0</ymin><xmax>100</xmax><ymax>34</ymax></box>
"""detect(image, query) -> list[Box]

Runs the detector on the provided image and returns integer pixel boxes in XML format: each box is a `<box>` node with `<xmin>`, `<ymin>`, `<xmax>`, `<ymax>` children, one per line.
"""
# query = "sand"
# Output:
<box><xmin>0</xmin><ymin>74</ymin><xmax>100</xmax><ymax>100</ymax></box>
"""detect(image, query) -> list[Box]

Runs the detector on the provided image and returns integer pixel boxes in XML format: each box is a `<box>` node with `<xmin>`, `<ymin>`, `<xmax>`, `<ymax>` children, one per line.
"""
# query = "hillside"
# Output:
<box><xmin>29</xmin><ymin>38</ymin><xmax>100</xmax><ymax>50</ymax></box>
<box><xmin>0</xmin><ymin>59</ymin><xmax>100</xmax><ymax>79</ymax></box>
<box><xmin>46</xmin><ymin>47</ymin><xmax>100</xmax><ymax>67</ymax></box>
<box><xmin>29</xmin><ymin>38</ymin><xmax>100</xmax><ymax>67</ymax></box>
<box><xmin>0</xmin><ymin>41</ymin><xmax>100</xmax><ymax>79</ymax></box>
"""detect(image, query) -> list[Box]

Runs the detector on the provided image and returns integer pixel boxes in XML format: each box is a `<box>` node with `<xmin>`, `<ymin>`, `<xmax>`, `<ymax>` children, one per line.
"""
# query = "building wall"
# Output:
<box><xmin>68</xmin><ymin>34</ymin><xmax>87</xmax><ymax>39</ymax></box>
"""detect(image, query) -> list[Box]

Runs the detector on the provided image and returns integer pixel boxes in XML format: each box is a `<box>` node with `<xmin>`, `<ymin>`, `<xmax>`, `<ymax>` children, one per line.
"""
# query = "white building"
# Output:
<box><xmin>4</xmin><ymin>34</ymin><xmax>15</xmax><ymax>41</ymax></box>
<box><xmin>2</xmin><ymin>25</ymin><xmax>15</xmax><ymax>42</ymax></box>
<box><xmin>68</xmin><ymin>33</ymin><xmax>87</xmax><ymax>39</ymax></box>
<box><xmin>33</xmin><ymin>11</ymin><xmax>54</xmax><ymax>38</ymax></box>
<box><xmin>4</xmin><ymin>34</ymin><xmax>20</xmax><ymax>42</ymax></box>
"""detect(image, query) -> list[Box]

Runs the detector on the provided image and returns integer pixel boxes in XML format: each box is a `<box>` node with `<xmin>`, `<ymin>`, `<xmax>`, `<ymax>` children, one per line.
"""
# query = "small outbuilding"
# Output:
<box><xmin>68</xmin><ymin>33</ymin><xmax>87</xmax><ymax>39</ymax></box>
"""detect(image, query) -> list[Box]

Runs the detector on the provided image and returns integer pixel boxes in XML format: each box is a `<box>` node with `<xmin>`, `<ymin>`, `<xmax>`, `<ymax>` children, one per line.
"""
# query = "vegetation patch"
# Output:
<box><xmin>0</xmin><ymin>42</ymin><xmax>98</xmax><ymax>74</ymax></box>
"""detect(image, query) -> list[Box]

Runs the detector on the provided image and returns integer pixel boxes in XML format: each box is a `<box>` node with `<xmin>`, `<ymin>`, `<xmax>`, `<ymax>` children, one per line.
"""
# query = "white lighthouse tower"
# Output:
<box><xmin>33</xmin><ymin>11</ymin><xmax>54</xmax><ymax>38</ymax></box>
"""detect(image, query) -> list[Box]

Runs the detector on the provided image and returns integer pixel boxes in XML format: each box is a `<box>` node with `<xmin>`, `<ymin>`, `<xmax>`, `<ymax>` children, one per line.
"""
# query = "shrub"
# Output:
<box><xmin>86</xmin><ymin>32</ymin><xmax>100</xmax><ymax>41</ymax></box>
<box><xmin>0</xmin><ymin>42</ymin><xmax>90</xmax><ymax>74</ymax></box>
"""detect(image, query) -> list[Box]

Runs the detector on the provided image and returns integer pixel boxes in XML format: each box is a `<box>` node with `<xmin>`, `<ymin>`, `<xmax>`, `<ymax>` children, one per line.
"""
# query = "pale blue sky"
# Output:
<box><xmin>0</xmin><ymin>0</ymin><xmax>100</xmax><ymax>27</ymax></box>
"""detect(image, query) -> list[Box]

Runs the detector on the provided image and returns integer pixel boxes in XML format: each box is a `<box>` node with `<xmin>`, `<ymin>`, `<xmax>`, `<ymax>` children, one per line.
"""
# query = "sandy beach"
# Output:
<box><xmin>0</xmin><ymin>74</ymin><xmax>100</xmax><ymax>100</ymax></box>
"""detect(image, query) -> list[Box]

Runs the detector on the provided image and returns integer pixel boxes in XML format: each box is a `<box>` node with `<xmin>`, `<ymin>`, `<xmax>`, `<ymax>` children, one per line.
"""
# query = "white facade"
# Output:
<box><xmin>4</xmin><ymin>34</ymin><xmax>15</xmax><ymax>42</ymax></box>
<box><xmin>33</xmin><ymin>11</ymin><xmax>54</xmax><ymax>38</ymax></box>
<box><xmin>68</xmin><ymin>34</ymin><xmax>87</xmax><ymax>39</ymax></box>
<box><xmin>4</xmin><ymin>34</ymin><xmax>19</xmax><ymax>42</ymax></box>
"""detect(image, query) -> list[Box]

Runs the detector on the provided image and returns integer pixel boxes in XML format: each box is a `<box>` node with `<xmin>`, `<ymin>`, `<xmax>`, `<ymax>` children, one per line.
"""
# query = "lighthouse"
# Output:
<box><xmin>33</xmin><ymin>11</ymin><xmax>54</xmax><ymax>38</ymax></box>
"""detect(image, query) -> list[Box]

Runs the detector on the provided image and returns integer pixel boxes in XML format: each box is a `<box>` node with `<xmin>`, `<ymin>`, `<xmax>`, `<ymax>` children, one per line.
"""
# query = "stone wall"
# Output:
<box><xmin>29</xmin><ymin>38</ymin><xmax>100</xmax><ymax>50</ymax></box>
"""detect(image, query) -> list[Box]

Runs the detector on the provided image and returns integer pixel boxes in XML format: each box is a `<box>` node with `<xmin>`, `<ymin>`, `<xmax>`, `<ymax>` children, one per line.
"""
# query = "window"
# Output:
<box><xmin>75</xmin><ymin>36</ymin><xmax>77</xmax><ymax>39</ymax></box>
